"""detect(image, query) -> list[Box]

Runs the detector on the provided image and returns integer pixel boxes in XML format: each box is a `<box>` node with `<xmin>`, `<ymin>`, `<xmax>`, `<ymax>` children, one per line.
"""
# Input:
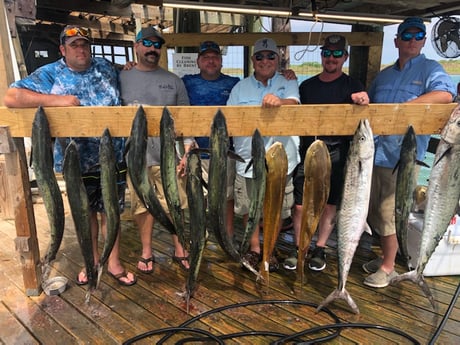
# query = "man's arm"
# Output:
<box><xmin>3</xmin><ymin>88</ymin><xmax>81</xmax><ymax>108</ymax></box>
<box><xmin>407</xmin><ymin>90</ymin><xmax>453</xmax><ymax>104</ymax></box>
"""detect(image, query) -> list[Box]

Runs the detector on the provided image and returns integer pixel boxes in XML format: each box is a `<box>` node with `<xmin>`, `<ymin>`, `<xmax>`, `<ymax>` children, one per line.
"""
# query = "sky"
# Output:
<box><xmin>217</xmin><ymin>16</ymin><xmax>459</xmax><ymax>70</ymax></box>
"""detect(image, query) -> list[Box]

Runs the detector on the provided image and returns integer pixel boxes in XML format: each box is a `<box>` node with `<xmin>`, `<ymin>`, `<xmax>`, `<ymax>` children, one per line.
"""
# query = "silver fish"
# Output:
<box><xmin>395</xmin><ymin>125</ymin><xmax>417</xmax><ymax>269</ymax></box>
<box><xmin>31</xmin><ymin>107</ymin><xmax>65</xmax><ymax>281</ymax></box>
<box><xmin>63</xmin><ymin>141</ymin><xmax>96</xmax><ymax>303</ymax></box>
<box><xmin>391</xmin><ymin>105</ymin><xmax>460</xmax><ymax>308</ymax></box>
<box><xmin>97</xmin><ymin>128</ymin><xmax>121</xmax><ymax>288</ymax></box>
<box><xmin>126</xmin><ymin>106</ymin><xmax>176</xmax><ymax>234</ymax></box>
<box><xmin>317</xmin><ymin>119</ymin><xmax>374</xmax><ymax>314</ymax></box>
<box><xmin>160</xmin><ymin>107</ymin><xmax>187</xmax><ymax>249</ymax></box>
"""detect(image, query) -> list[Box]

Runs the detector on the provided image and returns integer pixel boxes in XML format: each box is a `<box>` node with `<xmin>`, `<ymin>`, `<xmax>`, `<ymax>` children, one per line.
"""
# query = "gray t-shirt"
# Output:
<box><xmin>120</xmin><ymin>67</ymin><xmax>190</xmax><ymax>166</ymax></box>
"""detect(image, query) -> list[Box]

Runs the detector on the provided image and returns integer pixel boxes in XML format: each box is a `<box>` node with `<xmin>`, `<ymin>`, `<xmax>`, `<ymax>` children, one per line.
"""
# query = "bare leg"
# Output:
<box><xmin>315</xmin><ymin>204</ymin><xmax>336</xmax><ymax>248</ymax></box>
<box><xmin>226</xmin><ymin>199</ymin><xmax>235</xmax><ymax>238</ymax></box>
<box><xmin>133</xmin><ymin>211</ymin><xmax>154</xmax><ymax>272</ymax></box>
<box><xmin>292</xmin><ymin>204</ymin><xmax>302</xmax><ymax>247</ymax></box>
<box><xmin>172</xmin><ymin>234</ymin><xmax>190</xmax><ymax>270</ymax></box>
<box><xmin>380</xmin><ymin>234</ymin><xmax>398</xmax><ymax>273</ymax></box>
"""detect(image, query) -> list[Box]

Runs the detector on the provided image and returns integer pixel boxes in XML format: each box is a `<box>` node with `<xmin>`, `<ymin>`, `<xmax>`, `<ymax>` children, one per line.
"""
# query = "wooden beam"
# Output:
<box><xmin>0</xmin><ymin>103</ymin><xmax>457</xmax><ymax>138</ymax></box>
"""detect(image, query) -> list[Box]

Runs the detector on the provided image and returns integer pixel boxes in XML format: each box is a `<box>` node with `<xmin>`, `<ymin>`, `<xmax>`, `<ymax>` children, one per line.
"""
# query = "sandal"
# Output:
<box><xmin>137</xmin><ymin>256</ymin><xmax>155</xmax><ymax>274</ymax></box>
<box><xmin>172</xmin><ymin>255</ymin><xmax>190</xmax><ymax>271</ymax></box>
<box><xmin>108</xmin><ymin>269</ymin><xmax>137</xmax><ymax>286</ymax></box>
<box><xmin>76</xmin><ymin>268</ymin><xmax>88</xmax><ymax>286</ymax></box>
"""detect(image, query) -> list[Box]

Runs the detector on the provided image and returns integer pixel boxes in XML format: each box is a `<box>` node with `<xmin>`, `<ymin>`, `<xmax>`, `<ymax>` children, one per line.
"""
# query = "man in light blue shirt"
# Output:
<box><xmin>363</xmin><ymin>17</ymin><xmax>455</xmax><ymax>288</ymax></box>
<box><xmin>227</xmin><ymin>37</ymin><xmax>300</xmax><ymax>272</ymax></box>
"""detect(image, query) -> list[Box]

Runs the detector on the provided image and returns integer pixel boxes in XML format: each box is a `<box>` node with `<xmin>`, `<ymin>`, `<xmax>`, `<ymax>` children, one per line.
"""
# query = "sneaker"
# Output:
<box><xmin>362</xmin><ymin>257</ymin><xmax>383</xmax><ymax>274</ymax></box>
<box><xmin>363</xmin><ymin>268</ymin><xmax>398</xmax><ymax>288</ymax></box>
<box><xmin>308</xmin><ymin>246</ymin><xmax>326</xmax><ymax>271</ymax></box>
<box><xmin>241</xmin><ymin>251</ymin><xmax>261</xmax><ymax>271</ymax></box>
<box><xmin>283</xmin><ymin>250</ymin><xmax>298</xmax><ymax>270</ymax></box>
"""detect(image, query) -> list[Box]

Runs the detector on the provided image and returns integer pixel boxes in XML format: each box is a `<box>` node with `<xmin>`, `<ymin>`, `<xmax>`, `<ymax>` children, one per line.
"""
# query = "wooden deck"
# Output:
<box><xmin>1</xmin><ymin>189</ymin><xmax>460</xmax><ymax>345</ymax></box>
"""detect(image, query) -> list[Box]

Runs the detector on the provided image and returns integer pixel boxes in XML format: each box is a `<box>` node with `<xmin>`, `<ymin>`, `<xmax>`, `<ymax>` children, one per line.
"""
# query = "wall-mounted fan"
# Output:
<box><xmin>431</xmin><ymin>16</ymin><xmax>460</xmax><ymax>58</ymax></box>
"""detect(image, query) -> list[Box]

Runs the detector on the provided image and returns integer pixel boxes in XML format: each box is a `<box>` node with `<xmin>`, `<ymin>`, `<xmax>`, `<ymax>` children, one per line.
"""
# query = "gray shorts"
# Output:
<box><xmin>234</xmin><ymin>173</ymin><xmax>293</xmax><ymax>219</ymax></box>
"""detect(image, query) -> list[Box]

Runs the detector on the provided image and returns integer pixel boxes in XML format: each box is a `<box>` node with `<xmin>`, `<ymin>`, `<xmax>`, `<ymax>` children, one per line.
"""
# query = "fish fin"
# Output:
<box><xmin>317</xmin><ymin>288</ymin><xmax>360</xmax><ymax>314</ymax></box>
<box><xmin>190</xmin><ymin>148</ymin><xmax>211</xmax><ymax>155</ymax></box>
<box><xmin>240</xmin><ymin>258</ymin><xmax>265</xmax><ymax>281</ymax></box>
<box><xmin>228</xmin><ymin>150</ymin><xmax>245</xmax><ymax>163</ymax></box>
<box><xmin>416</xmin><ymin>160</ymin><xmax>430</xmax><ymax>168</ymax></box>
<box><xmin>390</xmin><ymin>270</ymin><xmax>435</xmax><ymax>309</ymax></box>
<box><xmin>433</xmin><ymin>146</ymin><xmax>452</xmax><ymax>167</ymax></box>
<box><xmin>244</xmin><ymin>159</ymin><xmax>253</xmax><ymax>173</ymax></box>
<box><xmin>364</xmin><ymin>222</ymin><xmax>372</xmax><ymax>235</ymax></box>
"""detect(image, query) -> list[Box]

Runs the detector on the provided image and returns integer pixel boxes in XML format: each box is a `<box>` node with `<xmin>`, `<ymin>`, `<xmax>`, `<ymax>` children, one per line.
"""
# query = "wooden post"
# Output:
<box><xmin>0</xmin><ymin>2</ymin><xmax>42</xmax><ymax>295</ymax></box>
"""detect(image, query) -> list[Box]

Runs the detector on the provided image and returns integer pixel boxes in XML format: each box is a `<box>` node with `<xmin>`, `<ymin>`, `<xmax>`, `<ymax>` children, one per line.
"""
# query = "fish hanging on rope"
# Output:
<box><xmin>31</xmin><ymin>107</ymin><xmax>65</xmax><ymax>283</ymax></box>
<box><xmin>240</xmin><ymin>129</ymin><xmax>266</xmax><ymax>278</ymax></box>
<box><xmin>317</xmin><ymin>119</ymin><xmax>374</xmax><ymax>314</ymax></box>
<box><xmin>160</xmin><ymin>107</ymin><xmax>187</xmax><ymax>250</ymax></box>
<box><xmin>391</xmin><ymin>105</ymin><xmax>460</xmax><ymax>309</ymax></box>
<box><xmin>126</xmin><ymin>106</ymin><xmax>176</xmax><ymax>234</ymax></box>
<box><xmin>183</xmin><ymin>151</ymin><xmax>207</xmax><ymax>313</ymax></box>
<box><xmin>298</xmin><ymin>140</ymin><xmax>331</xmax><ymax>285</ymax></box>
<box><xmin>97</xmin><ymin>128</ymin><xmax>121</xmax><ymax>288</ymax></box>
<box><xmin>63</xmin><ymin>141</ymin><xmax>96</xmax><ymax>303</ymax></box>
<box><xmin>260</xmin><ymin>142</ymin><xmax>287</xmax><ymax>287</ymax></box>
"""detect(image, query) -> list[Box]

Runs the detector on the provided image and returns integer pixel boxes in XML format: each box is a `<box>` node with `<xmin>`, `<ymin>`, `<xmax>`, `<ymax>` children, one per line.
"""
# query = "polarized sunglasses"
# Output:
<box><xmin>141</xmin><ymin>39</ymin><xmax>163</xmax><ymax>49</ymax></box>
<box><xmin>321</xmin><ymin>49</ymin><xmax>345</xmax><ymax>58</ymax></box>
<box><xmin>400</xmin><ymin>31</ymin><xmax>426</xmax><ymax>41</ymax></box>
<box><xmin>254</xmin><ymin>52</ymin><xmax>277</xmax><ymax>61</ymax></box>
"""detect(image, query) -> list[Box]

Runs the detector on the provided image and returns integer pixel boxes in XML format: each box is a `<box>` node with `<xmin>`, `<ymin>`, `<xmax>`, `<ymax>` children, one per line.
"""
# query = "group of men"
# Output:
<box><xmin>3</xmin><ymin>16</ymin><xmax>455</xmax><ymax>290</ymax></box>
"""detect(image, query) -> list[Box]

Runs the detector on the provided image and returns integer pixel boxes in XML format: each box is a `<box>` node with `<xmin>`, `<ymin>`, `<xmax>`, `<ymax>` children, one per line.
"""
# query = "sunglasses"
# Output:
<box><xmin>254</xmin><ymin>52</ymin><xmax>277</xmax><ymax>61</ymax></box>
<box><xmin>400</xmin><ymin>31</ymin><xmax>426</xmax><ymax>41</ymax></box>
<box><xmin>321</xmin><ymin>49</ymin><xmax>345</xmax><ymax>58</ymax></box>
<box><xmin>200</xmin><ymin>41</ymin><xmax>220</xmax><ymax>53</ymax></box>
<box><xmin>61</xmin><ymin>27</ymin><xmax>90</xmax><ymax>43</ymax></box>
<box><xmin>141</xmin><ymin>39</ymin><xmax>163</xmax><ymax>49</ymax></box>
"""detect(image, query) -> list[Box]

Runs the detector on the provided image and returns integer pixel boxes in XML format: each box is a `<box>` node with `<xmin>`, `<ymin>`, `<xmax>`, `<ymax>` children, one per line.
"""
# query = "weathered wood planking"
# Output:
<box><xmin>0</xmin><ymin>103</ymin><xmax>457</xmax><ymax>137</ymax></box>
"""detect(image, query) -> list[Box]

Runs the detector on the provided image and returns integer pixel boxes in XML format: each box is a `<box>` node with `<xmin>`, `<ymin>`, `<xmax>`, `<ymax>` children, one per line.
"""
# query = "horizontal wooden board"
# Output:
<box><xmin>0</xmin><ymin>103</ymin><xmax>457</xmax><ymax>137</ymax></box>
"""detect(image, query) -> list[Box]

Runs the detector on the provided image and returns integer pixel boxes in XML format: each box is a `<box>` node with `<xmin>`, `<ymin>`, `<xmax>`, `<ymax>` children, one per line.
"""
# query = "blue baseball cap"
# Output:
<box><xmin>397</xmin><ymin>17</ymin><xmax>426</xmax><ymax>35</ymax></box>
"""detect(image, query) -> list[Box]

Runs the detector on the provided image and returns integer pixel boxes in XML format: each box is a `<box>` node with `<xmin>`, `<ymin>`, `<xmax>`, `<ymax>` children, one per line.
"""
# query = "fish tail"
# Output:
<box><xmin>391</xmin><ymin>271</ymin><xmax>435</xmax><ymax>309</ymax></box>
<box><xmin>96</xmin><ymin>263</ymin><xmax>103</xmax><ymax>289</ymax></box>
<box><xmin>317</xmin><ymin>288</ymin><xmax>360</xmax><ymax>314</ymax></box>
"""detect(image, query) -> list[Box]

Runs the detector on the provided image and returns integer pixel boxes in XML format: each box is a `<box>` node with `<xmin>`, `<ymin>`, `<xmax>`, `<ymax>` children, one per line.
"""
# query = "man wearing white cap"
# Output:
<box><xmin>227</xmin><ymin>37</ymin><xmax>300</xmax><ymax>272</ymax></box>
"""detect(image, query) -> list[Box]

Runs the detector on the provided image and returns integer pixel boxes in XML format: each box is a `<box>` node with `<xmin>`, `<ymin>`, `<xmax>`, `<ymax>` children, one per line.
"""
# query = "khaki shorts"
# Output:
<box><xmin>128</xmin><ymin>165</ymin><xmax>187</xmax><ymax>216</ymax></box>
<box><xmin>200</xmin><ymin>158</ymin><xmax>235</xmax><ymax>200</ymax></box>
<box><xmin>234</xmin><ymin>173</ymin><xmax>294</xmax><ymax>219</ymax></box>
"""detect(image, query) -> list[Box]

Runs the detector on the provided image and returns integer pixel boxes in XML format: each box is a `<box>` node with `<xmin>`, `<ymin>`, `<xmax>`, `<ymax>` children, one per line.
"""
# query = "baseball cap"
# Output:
<box><xmin>60</xmin><ymin>25</ymin><xmax>90</xmax><ymax>45</ymax></box>
<box><xmin>199</xmin><ymin>41</ymin><xmax>221</xmax><ymax>55</ymax></box>
<box><xmin>321</xmin><ymin>34</ymin><xmax>348</xmax><ymax>51</ymax></box>
<box><xmin>397</xmin><ymin>17</ymin><xmax>426</xmax><ymax>35</ymax></box>
<box><xmin>135</xmin><ymin>26</ymin><xmax>165</xmax><ymax>44</ymax></box>
<box><xmin>253</xmin><ymin>38</ymin><xmax>278</xmax><ymax>55</ymax></box>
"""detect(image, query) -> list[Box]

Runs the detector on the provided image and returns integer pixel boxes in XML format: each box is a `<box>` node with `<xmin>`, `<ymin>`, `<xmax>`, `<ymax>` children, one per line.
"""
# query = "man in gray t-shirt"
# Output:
<box><xmin>120</xmin><ymin>26</ymin><xmax>191</xmax><ymax>273</ymax></box>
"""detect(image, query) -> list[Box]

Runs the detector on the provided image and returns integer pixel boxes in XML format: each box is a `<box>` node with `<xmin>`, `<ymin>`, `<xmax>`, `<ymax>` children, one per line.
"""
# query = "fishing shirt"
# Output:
<box><xmin>182</xmin><ymin>73</ymin><xmax>240</xmax><ymax>152</ymax></box>
<box><xmin>10</xmin><ymin>57</ymin><xmax>123</xmax><ymax>173</ymax></box>
<box><xmin>368</xmin><ymin>54</ymin><xmax>455</xmax><ymax>168</ymax></box>
<box><xmin>119</xmin><ymin>67</ymin><xmax>190</xmax><ymax>167</ymax></box>
<box><xmin>227</xmin><ymin>73</ymin><xmax>300</xmax><ymax>178</ymax></box>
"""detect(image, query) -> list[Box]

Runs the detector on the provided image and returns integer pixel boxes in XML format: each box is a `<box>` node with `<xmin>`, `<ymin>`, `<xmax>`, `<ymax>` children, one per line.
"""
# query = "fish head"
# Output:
<box><xmin>350</xmin><ymin>119</ymin><xmax>374</xmax><ymax>161</ymax></box>
<box><xmin>441</xmin><ymin>104</ymin><xmax>460</xmax><ymax>145</ymax></box>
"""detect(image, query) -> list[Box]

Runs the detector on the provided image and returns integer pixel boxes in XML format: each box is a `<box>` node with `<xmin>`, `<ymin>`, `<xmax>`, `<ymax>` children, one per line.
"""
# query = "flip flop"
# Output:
<box><xmin>137</xmin><ymin>256</ymin><xmax>155</xmax><ymax>274</ymax></box>
<box><xmin>108</xmin><ymin>269</ymin><xmax>137</xmax><ymax>286</ymax></box>
<box><xmin>76</xmin><ymin>268</ymin><xmax>88</xmax><ymax>286</ymax></box>
<box><xmin>172</xmin><ymin>255</ymin><xmax>189</xmax><ymax>271</ymax></box>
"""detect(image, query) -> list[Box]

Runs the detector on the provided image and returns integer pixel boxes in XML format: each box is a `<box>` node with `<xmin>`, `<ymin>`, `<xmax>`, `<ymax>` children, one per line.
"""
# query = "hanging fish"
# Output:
<box><xmin>126</xmin><ymin>106</ymin><xmax>176</xmax><ymax>234</ymax></box>
<box><xmin>298</xmin><ymin>140</ymin><xmax>331</xmax><ymax>284</ymax></box>
<box><xmin>260</xmin><ymin>141</ymin><xmax>288</xmax><ymax>287</ymax></box>
<box><xmin>160</xmin><ymin>107</ymin><xmax>187</xmax><ymax>250</ymax></box>
<box><xmin>31</xmin><ymin>106</ymin><xmax>65</xmax><ymax>282</ymax></box>
<box><xmin>63</xmin><ymin>141</ymin><xmax>96</xmax><ymax>303</ymax></box>
<box><xmin>97</xmin><ymin>128</ymin><xmax>121</xmax><ymax>288</ymax></box>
